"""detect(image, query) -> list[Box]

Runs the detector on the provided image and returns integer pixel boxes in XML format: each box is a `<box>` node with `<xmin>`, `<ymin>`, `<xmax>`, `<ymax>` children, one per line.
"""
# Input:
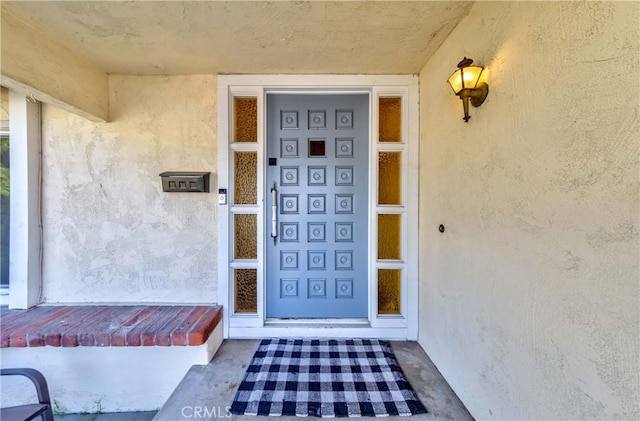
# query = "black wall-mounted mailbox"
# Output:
<box><xmin>159</xmin><ymin>172</ymin><xmax>210</xmax><ymax>193</ymax></box>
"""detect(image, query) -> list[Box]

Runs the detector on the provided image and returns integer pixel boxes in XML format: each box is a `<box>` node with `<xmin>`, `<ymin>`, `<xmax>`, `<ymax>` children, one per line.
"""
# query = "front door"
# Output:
<box><xmin>266</xmin><ymin>94</ymin><xmax>369</xmax><ymax>318</ymax></box>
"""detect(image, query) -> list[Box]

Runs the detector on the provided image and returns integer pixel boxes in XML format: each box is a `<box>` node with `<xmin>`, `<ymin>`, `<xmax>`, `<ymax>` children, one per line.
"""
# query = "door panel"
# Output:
<box><xmin>266</xmin><ymin>94</ymin><xmax>369</xmax><ymax>318</ymax></box>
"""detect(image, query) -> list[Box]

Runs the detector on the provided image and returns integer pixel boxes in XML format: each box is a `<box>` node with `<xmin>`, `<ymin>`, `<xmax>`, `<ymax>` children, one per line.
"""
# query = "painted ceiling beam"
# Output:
<box><xmin>1</xmin><ymin>10</ymin><xmax>108</xmax><ymax>122</ymax></box>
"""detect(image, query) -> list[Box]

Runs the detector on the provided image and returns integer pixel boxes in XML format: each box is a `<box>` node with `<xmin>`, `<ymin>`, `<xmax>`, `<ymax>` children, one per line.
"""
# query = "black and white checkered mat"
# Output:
<box><xmin>230</xmin><ymin>339</ymin><xmax>428</xmax><ymax>418</ymax></box>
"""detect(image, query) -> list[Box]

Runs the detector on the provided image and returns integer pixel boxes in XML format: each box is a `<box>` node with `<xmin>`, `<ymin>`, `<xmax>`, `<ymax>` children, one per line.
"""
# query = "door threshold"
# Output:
<box><xmin>265</xmin><ymin>318</ymin><xmax>370</xmax><ymax>327</ymax></box>
<box><xmin>227</xmin><ymin>325</ymin><xmax>408</xmax><ymax>340</ymax></box>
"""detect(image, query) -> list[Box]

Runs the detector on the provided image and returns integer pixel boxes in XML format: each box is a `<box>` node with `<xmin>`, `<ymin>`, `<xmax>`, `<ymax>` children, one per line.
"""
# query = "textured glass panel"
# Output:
<box><xmin>234</xmin><ymin>214</ymin><xmax>257</xmax><ymax>259</ymax></box>
<box><xmin>234</xmin><ymin>97</ymin><xmax>257</xmax><ymax>142</ymax></box>
<box><xmin>234</xmin><ymin>152</ymin><xmax>257</xmax><ymax>204</ymax></box>
<box><xmin>379</xmin><ymin>97</ymin><xmax>402</xmax><ymax>142</ymax></box>
<box><xmin>378</xmin><ymin>269</ymin><xmax>401</xmax><ymax>314</ymax></box>
<box><xmin>235</xmin><ymin>269</ymin><xmax>257</xmax><ymax>313</ymax></box>
<box><xmin>378</xmin><ymin>214</ymin><xmax>401</xmax><ymax>260</ymax></box>
<box><xmin>378</xmin><ymin>152</ymin><xmax>401</xmax><ymax>205</ymax></box>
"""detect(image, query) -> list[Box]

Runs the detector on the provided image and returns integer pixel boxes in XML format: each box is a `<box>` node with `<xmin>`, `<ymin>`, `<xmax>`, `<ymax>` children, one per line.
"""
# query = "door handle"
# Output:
<box><xmin>271</xmin><ymin>181</ymin><xmax>278</xmax><ymax>245</ymax></box>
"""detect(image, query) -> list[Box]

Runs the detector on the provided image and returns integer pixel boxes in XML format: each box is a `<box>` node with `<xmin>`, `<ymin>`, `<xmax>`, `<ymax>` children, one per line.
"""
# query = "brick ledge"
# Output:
<box><xmin>0</xmin><ymin>305</ymin><xmax>222</xmax><ymax>348</ymax></box>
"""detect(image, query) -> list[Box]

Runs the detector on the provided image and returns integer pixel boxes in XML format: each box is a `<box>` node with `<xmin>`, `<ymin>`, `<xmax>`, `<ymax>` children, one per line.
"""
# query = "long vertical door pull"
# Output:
<box><xmin>271</xmin><ymin>181</ymin><xmax>278</xmax><ymax>245</ymax></box>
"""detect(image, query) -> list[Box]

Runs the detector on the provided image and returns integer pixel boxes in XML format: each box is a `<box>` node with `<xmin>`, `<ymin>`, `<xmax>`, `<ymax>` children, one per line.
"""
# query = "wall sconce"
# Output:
<box><xmin>447</xmin><ymin>57</ymin><xmax>489</xmax><ymax>122</ymax></box>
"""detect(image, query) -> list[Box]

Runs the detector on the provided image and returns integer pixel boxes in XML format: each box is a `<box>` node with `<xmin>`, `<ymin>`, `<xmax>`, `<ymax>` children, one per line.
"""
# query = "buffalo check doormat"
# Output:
<box><xmin>229</xmin><ymin>339</ymin><xmax>428</xmax><ymax>417</ymax></box>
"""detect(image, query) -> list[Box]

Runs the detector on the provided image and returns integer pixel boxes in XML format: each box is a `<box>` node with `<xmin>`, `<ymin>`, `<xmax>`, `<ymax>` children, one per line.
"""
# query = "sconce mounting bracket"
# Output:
<box><xmin>470</xmin><ymin>82</ymin><xmax>489</xmax><ymax>107</ymax></box>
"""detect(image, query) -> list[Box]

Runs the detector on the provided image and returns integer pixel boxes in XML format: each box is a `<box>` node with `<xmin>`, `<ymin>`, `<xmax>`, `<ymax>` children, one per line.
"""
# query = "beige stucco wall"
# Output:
<box><xmin>418</xmin><ymin>1</ymin><xmax>639</xmax><ymax>420</ymax></box>
<box><xmin>1</xmin><ymin>10</ymin><xmax>108</xmax><ymax>122</ymax></box>
<box><xmin>41</xmin><ymin>75</ymin><xmax>218</xmax><ymax>304</ymax></box>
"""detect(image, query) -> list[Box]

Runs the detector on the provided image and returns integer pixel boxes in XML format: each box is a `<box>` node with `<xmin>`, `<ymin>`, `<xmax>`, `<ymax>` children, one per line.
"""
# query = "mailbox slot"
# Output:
<box><xmin>159</xmin><ymin>172</ymin><xmax>210</xmax><ymax>193</ymax></box>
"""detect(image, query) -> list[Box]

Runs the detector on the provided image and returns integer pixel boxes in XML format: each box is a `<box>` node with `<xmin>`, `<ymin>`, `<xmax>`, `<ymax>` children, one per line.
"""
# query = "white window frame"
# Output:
<box><xmin>7</xmin><ymin>91</ymin><xmax>42</xmax><ymax>309</ymax></box>
<box><xmin>217</xmin><ymin>75</ymin><xmax>418</xmax><ymax>339</ymax></box>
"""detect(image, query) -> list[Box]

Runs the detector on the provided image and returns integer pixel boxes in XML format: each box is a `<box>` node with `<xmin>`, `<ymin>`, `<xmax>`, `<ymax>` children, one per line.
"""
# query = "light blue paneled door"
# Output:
<box><xmin>266</xmin><ymin>94</ymin><xmax>369</xmax><ymax>318</ymax></box>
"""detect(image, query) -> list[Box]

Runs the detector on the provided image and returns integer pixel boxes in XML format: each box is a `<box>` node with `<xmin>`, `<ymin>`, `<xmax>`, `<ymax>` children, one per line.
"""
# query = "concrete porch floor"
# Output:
<box><xmin>153</xmin><ymin>340</ymin><xmax>473</xmax><ymax>420</ymax></box>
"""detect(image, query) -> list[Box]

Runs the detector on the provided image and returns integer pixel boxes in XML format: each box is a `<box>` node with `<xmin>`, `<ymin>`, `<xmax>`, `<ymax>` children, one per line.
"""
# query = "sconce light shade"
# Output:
<box><xmin>447</xmin><ymin>66</ymin><xmax>484</xmax><ymax>94</ymax></box>
<box><xmin>447</xmin><ymin>57</ymin><xmax>489</xmax><ymax>122</ymax></box>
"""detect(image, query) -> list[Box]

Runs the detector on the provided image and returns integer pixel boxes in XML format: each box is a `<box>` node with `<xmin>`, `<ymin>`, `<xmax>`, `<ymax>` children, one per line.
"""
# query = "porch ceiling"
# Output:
<box><xmin>1</xmin><ymin>1</ymin><xmax>473</xmax><ymax>75</ymax></box>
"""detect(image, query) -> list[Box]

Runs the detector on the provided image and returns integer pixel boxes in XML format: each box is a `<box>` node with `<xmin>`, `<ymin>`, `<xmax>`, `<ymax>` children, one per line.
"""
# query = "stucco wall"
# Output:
<box><xmin>41</xmin><ymin>75</ymin><xmax>218</xmax><ymax>304</ymax></box>
<box><xmin>418</xmin><ymin>2</ymin><xmax>639</xmax><ymax>420</ymax></box>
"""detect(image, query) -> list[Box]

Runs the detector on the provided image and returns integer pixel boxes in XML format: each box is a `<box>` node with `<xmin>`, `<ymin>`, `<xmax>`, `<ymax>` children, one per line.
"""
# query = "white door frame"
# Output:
<box><xmin>217</xmin><ymin>75</ymin><xmax>419</xmax><ymax>340</ymax></box>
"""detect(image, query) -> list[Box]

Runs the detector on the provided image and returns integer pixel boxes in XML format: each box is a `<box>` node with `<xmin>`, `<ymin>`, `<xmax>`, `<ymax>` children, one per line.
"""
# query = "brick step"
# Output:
<box><xmin>0</xmin><ymin>305</ymin><xmax>222</xmax><ymax>348</ymax></box>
